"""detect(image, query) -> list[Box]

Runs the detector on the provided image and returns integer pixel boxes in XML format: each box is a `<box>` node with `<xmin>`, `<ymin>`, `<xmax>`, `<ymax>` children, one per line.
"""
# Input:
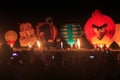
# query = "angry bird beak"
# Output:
<box><xmin>92</xmin><ymin>24</ymin><xmax>107</xmax><ymax>40</ymax></box>
<box><xmin>96</xmin><ymin>31</ymin><xmax>105</xmax><ymax>40</ymax></box>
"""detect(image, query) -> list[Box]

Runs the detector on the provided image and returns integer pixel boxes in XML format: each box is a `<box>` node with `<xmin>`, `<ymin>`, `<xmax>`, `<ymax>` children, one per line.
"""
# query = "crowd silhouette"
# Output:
<box><xmin>0</xmin><ymin>44</ymin><xmax>120</xmax><ymax>80</ymax></box>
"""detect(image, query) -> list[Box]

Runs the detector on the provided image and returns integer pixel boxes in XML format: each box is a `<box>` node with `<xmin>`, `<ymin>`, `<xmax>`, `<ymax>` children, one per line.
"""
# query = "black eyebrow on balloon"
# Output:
<box><xmin>100</xmin><ymin>23</ymin><xmax>107</xmax><ymax>28</ymax></box>
<box><xmin>92</xmin><ymin>23</ymin><xmax>107</xmax><ymax>29</ymax></box>
<box><xmin>92</xmin><ymin>24</ymin><xmax>98</xmax><ymax>28</ymax></box>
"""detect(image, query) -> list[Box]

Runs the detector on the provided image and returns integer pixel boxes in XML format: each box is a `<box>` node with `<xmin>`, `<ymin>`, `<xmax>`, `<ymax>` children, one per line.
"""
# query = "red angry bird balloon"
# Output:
<box><xmin>84</xmin><ymin>9</ymin><xmax>115</xmax><ymax>48</ymax></box>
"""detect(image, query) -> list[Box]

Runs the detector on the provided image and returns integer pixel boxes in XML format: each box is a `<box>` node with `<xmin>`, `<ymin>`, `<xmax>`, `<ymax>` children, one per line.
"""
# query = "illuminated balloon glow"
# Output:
<box><xmin>5</xmin><ymin>30</ymin><xmax>18</xmax><ymax>47</ymax></box>
<box><xmin>84</xmin><ymin>10</ymin><xmax>115</xmax><ymax>48</ymax></box>
<box><xmin>60</xmin><ymin>24</ymin><xmax>82</xmax><ymax>45</ymax></box>
<box><xmin>36</xmin><ymin>22</ymin><xmax>59</xmax><ymax>43</ymax></box>
<box><xmin>19</xmin><ymin>22</ymin><xmax>37</xmax><ymax>47</ymax></box>
<box><xmin>113</xmin><ymin>24</ymin><xmax>120</xmax><ymax>47</ymax></box>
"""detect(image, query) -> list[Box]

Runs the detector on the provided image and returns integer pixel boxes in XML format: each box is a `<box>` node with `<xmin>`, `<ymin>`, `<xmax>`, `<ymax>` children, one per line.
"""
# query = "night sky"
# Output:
<box><xmin>0</xmin><ymin>0</ymin><xmax>119</xmax><ymax>46</ymax></box>
<box><xmin>0</xmin><ymin>1</ymin><xmax>119</xmax><ymax>29</ymax></box>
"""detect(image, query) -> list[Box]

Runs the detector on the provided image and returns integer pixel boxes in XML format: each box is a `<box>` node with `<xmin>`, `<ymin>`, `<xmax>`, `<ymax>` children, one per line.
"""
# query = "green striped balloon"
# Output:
<box><xmin>60</xmin><ymin>24</ymin><xmax>82</xmax><ymax>45</ymax></box>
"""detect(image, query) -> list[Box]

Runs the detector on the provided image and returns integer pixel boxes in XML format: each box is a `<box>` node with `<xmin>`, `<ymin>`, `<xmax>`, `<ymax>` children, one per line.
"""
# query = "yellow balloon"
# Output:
<box><xmin>5</xmin><ymin>30</ymin><xmax>18</xmax><ymax>47</ymax></box>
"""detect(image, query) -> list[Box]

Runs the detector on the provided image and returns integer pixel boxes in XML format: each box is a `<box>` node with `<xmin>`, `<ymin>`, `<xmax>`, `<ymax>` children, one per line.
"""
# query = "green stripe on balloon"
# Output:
<box><xmin>67</xmin><ymin>24</ymin><xmax>75</xmax><ymax>45</ymax></box>
<box><xmin>60</xmin><ymin>24</ymin><xmax>83</xmax><ymax>46</ymax></box>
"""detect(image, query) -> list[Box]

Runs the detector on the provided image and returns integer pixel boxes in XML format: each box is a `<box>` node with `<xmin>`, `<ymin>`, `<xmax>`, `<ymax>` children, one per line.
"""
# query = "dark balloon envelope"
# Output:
<box><xmin>36</xmin><ymin>22</ymin><xmax>59</xmax><ymax>43</ymax></box>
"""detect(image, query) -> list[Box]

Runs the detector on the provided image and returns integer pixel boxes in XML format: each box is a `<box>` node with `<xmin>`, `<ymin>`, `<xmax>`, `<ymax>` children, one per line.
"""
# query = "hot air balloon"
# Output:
<box><xmin>5</xmin><ymin>30</ymin><xmax>18</xmax><ymax>47</ymax></box>
<box><xmin>36</xmin><ymin>17</ymin><xmax>59</xmax><ymax>48</ymax></box>
<box><xmin>19</xmin><ymin>22</ymin><xmax>37</xmax><ymax>47</ymax></box>
<box><xmin>60</xmin><ymin>24</ymin><xmax>83</xmax><ymax>47</ymax></box>
<box><xmin>84</xmin><ymin>9</ymin><xmax>115</xmax><ymax>48</ymax></box>
<box><xmin>113</xmin><ymin>24</ymin><xmax>120</xmax><ymax>47</ymax></box>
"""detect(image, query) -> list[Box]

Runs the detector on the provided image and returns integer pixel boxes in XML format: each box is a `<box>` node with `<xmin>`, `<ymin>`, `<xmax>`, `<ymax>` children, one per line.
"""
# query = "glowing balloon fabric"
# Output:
<box><xmin>5</xmin><ymin>30</ymin><xmax>18</xmax><ymax>47</ymax></box>
<box><xmin>19</xmin><ymin>22</ymin><xmax>37</xmax><ymax>47</ymax></box>
<box><xmin>60</xmin><ymin>24</ymin><xmax>82</xmax><ymax>45</ymax></box>
<box><xmin>84</xmin><ymin>9</ymin><xmax>115</xmax><ymax>48</ymax></box>
<box><xmin>113</xmin><ymin>24</ymin><xmax>120</xmax><ymax>47</ymax></box>
<box><xmin>36</xmin><ymin>22</ymin><xmax>58</xmax><ymax>42</ymax></box>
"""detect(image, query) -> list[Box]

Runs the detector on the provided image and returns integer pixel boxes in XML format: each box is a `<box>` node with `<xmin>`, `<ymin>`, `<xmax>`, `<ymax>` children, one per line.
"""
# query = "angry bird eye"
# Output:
<box><xmin>92</xmin><ymin>23</ymin><xmax>107</xmax><ymax>32</ymax></box>
<box><xmin>94</xmin><ymin>28</ymin><xmax>99</xmax><ymax>33</ymax></box>
<box><xmin>101</xmin><ymin>23</ymin><xmax>107</xmax><ymax>28</ymax></box>
<box><xmin>92</xmin><ymin>24</ymin><xmax>98</xmax><ymax>28</ymax></box>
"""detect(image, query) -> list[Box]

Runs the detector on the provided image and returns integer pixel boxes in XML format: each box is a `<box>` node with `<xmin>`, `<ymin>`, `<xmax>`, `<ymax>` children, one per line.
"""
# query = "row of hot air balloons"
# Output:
<box><xmin>4</xmin><ymin>10</ymin><xmax>120</xmax><ymax>48</ymax></box>
<box><xmin>4</xmin><ymin>24</ymin><xmax>83</xmax><ymax>48</ymax></box>
<box><xmin>4</xmin><ymin>19</ymin><xmax>83</xmax><ymax>48</ymax></box>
